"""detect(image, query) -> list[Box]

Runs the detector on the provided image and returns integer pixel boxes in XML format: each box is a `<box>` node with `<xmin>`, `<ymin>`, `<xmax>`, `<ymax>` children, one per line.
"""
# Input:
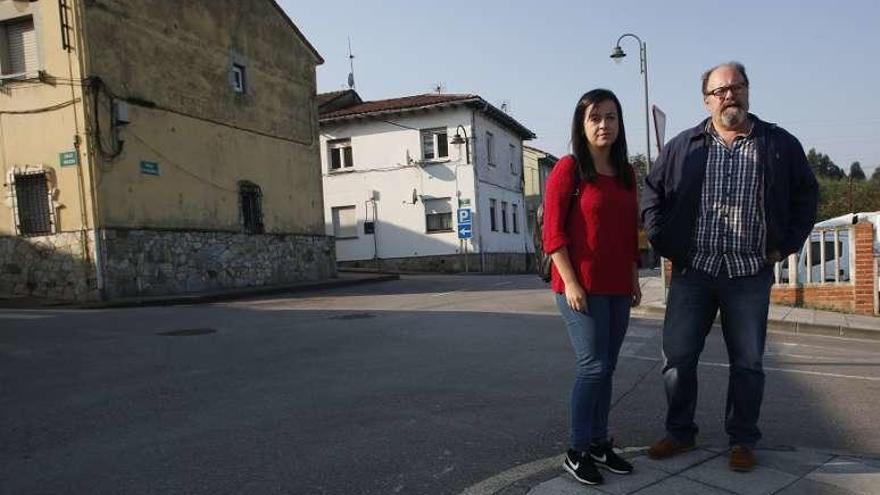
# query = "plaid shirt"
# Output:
<box><xmin>689</xmin><ymin>120</ymin><xmax>766</xmax><ymax>277</ymax></box>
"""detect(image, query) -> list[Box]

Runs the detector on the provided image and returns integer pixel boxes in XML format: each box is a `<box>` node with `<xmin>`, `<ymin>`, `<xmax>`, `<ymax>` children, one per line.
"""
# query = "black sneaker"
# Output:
<box><xmin>590</xmin><ymin>441</ymin><xmax>633</xmax><ymax>474</ymax></box>
<box><xmin>563</xmin><ymin>449</ymin><xmax>603</xmax><ymax>485</ymax></box>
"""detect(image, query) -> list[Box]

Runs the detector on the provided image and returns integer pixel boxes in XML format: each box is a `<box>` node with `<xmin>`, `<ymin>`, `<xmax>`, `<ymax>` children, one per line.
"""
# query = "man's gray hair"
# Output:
<box><xmin>701</xmin><ymin>62</ymin><xmax>749</xmax><ymax>95</ymax></box>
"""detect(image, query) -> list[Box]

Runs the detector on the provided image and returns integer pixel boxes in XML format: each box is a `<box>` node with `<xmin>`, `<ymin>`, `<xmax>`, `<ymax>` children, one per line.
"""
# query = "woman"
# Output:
<box><xmin>542</xmin><ymin>89</ymin><xmax>641</xmax><ymax>486</ymax></box>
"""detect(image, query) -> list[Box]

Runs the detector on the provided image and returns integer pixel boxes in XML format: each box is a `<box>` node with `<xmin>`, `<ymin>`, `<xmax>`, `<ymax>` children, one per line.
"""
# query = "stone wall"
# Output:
<box><xmin>0</xmin><ymin>232</ymin><xmax>98</xmax><ymax>301</ymax></box>
<box><xmin>339</xmin><ymin>252</ymin><xmax>529</xmax><ymax>274</ymax></box>
<box><xmin>102</xmin><ymin>229</ymin><xmax>336</xmax><ymax>299</ymax></box>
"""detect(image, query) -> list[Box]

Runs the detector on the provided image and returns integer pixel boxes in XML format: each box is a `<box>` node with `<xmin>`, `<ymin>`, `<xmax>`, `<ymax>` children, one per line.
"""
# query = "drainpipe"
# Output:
<box><xmin>72</xmin><ymin>0</ymin><xmax>107</xmax><ymax>300</ymax></box>
<box><xmin>470</xmin><ymin>111</ymin><xmax>485</xmax><ymax>272</ymax></box>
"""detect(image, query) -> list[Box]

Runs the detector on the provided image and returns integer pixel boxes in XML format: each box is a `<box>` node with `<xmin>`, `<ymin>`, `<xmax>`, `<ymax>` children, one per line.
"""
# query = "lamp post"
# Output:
<box><xmin>449</xmin><ymin>125</ymin><xmax>471</xmax><ymax>272</ymax></box>
<box><xmin>610</xmin><ymin>33</ymin><xmax>651</xmax><ymax>171</ymax></box>
<box><xmin>450</xmin><ymin>125</ymin><xmax>470</xmax><ymax>164</ymax></box>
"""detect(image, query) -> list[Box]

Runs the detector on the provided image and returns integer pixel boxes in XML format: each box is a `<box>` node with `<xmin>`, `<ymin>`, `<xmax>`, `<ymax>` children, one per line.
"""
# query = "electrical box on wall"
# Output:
<box><xmin>113</xmin><ymin>101</ymin><xmax>131</xmax><ymax>124</ymax></box>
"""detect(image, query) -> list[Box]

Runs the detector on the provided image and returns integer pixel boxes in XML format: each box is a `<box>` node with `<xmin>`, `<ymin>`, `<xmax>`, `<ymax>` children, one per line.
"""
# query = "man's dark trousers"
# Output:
<box><xmin>661</xmin><ymin>265</ymin><xmax>774</xmax><ymax>447</ymax></box>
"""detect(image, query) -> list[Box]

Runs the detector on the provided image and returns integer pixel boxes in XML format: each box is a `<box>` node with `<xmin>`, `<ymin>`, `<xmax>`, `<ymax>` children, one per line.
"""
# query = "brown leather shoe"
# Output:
<box><xmin>729</xmin><ymin>445</ymin><xmax>756</xmax><ymax>472</ymax></box>
<box><xmin>647</xmin><ymin>437</ymin><xmax>696</xmax><ymax>460</ymax></box>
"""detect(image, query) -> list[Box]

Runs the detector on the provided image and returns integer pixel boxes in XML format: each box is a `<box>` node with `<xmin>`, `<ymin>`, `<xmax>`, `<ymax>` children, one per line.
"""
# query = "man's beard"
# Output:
<box><xmin>721</xmin><ymin>104</ymin><xmax>747</xmax><ymax>128</ymax></box>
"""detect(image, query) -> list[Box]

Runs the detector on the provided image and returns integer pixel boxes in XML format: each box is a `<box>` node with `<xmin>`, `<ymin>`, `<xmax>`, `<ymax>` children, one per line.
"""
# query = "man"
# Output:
<box><xmin>640</xmin><ymin>62</ymin><xmax>818</xmax><ymax>472</ymax></box>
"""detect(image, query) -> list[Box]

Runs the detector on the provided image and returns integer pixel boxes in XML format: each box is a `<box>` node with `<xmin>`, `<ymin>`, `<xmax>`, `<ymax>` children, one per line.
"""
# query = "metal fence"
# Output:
<box><xmin>774</xmin><ymin>225</ymin><xmax>853</xmax><ymax>286</ymax></box>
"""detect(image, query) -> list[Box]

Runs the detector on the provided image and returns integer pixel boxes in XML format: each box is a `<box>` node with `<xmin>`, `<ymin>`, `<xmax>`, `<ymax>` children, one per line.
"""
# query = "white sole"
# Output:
<box><xmin>562</xmin><ymin>460</ymin><xmax>601</xmax><ymax>485</ymax></box>
<box><xmin>593</xmin><ymin>461</ymin><xmax>633</xmax><ymax>475</ymax></box>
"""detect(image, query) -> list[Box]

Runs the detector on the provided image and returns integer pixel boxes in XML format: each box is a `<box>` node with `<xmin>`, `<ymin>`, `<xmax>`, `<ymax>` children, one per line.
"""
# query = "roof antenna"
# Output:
<box><xmin>347</xmin><ymin>37</ymin><xmax>356</xmax><ymax>90</ymax></box>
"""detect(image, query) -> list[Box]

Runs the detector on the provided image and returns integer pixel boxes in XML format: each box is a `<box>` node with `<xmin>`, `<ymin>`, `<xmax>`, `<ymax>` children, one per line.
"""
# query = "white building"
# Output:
<box><xmin>317</xmin><ymin>90</ymin><xmax>535</xmax><ymax>272</ymax></box>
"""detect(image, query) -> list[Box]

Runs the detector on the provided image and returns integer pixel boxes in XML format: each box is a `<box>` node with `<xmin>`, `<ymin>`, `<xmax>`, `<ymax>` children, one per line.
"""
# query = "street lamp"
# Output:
<box><xmin>610</xmin><ymin>33</ymin><xmax>651</xmax><ymax>171</ymax></box>
<box><xmin>450</xmin><ymin>125</ymin><xmax>470</xmax><ymax>164</ymax></box>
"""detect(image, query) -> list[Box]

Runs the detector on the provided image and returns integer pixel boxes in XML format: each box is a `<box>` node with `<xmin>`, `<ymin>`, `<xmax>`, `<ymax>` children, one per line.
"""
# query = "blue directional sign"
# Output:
<box><xmin>458</xmin><ymin>223</ymin><xmax>473</xmax><ymax>239</ymax></box>
<box><xmin>458</xmin><ymin>208</ymin><xmax>472</xmax><ymax>225</ymax></box>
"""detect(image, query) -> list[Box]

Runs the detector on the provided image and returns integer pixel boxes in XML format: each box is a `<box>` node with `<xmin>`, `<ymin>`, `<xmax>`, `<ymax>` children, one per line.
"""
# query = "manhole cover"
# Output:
<box><xmin>331</xmin><ymin>313</ymin><xmax>376</xmax><ymax>320</ymax></box>
<box><xmin>157</xmin><ymin>328</ymin><xmax>218</xmax><ymax>337</ymax></box>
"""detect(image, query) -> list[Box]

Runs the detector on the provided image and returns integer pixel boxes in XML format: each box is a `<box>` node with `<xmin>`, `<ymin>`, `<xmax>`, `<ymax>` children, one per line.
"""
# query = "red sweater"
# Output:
<box><xmin>542</xmin><ymin>155</ymin><xmax>639</xmax><ymax>295</ymax></box>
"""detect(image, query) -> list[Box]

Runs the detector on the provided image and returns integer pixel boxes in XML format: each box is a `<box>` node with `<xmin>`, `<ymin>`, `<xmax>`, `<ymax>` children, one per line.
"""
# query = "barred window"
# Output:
<box><xmin>424</xmin><ymin>197</ymin><xmax>453</xmax><ymax>233</ymax></box>
<box><xmin>331</xmin><ymin>205</ymin><xmax>358</xmax><ymax>238</ymax></box>
<box><xmin>239</xmin><ymin>181</ymin><xmax>264</xmax><ymax>234</ymax></box>
<box><xmin>14</xmin><ymin>172</ymin><xmax>52</xmax><ymax>236</ymax></box>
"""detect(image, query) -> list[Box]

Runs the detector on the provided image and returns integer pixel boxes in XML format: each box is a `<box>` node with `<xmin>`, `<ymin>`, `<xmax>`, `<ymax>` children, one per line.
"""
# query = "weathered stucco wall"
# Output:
<box><xmin>82</xmin><ymin>0</ymin><xmax>325</xmax><ymax>234</ymax></box>
<box><xmin>0</xmin><ymin>0</ymin><xmax>94</xmax><ymax>236</ymax></box>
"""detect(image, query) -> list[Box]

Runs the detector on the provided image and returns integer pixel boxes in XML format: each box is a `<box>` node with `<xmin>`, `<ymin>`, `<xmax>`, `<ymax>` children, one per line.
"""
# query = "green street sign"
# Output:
<box><xmin>59</xmin><ymin>151</ymin><xmax>78</xmax><ymax>167</ymax></box>
<box><xmin>140</xmin><ymin>160</ymin><xmax>160</xmax><ymax>176</ymax></box>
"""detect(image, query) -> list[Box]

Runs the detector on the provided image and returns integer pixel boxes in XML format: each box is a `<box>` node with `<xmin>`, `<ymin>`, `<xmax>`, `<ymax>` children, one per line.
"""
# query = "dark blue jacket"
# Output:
<box><xmin>640</xmin><ymin>114</ymin><xmax>819</xmax><ymax>267</ymax></box>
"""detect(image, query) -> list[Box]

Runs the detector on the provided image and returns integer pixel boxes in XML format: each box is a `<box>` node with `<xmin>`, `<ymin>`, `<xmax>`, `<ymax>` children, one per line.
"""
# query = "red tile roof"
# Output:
<box><xmin>318</xmin><ymin>93</ymin><xmax>535</xmax><ymax>139</ymax></box>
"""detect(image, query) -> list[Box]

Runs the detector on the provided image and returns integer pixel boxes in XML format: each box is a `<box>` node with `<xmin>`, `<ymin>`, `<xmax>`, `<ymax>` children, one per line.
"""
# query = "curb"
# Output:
<box><xmin>2</xmin><ymin>274</ymin><xmax>400</xmax><ymax>310</ymax></box>
<box><xmin>632</xmin><ymin>304</ymin><xmax>880</xmax><ymax>341</ymax></box>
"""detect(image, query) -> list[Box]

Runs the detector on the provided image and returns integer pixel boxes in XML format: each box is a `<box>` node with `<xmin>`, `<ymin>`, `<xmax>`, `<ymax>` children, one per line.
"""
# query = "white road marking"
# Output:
<box><xmin>621</xmin><ymin>354</ymin><xmax>880</xmax><ymax>382</ymax></box>
<box><xmin>458</xmin><ymin>454</ymin><xmax>564</xmax><ymax>495</ymax></box>
<box><xmin>0</xmin><ymin>314</ymin><xmax>53</xmax><ymax>320</ymax></box>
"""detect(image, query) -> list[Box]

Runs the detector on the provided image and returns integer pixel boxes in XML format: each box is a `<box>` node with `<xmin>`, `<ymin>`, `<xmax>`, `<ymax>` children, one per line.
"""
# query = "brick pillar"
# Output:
<box><xmin>852</xmin><ymin>221</ymin><xmax>875</xmax><ymax>315</ymax></box>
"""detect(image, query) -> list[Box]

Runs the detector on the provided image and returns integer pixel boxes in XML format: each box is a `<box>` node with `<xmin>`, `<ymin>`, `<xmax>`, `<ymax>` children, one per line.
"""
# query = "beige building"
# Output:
<box><xmin>0</xmin><ymin>0</ymin><xmax>333</xmax><ymax>302</ymax></box>
<box><xmin>522</xmin><ymin>145</ymin><xmax>557</xmax><ymax>238</ymax></box>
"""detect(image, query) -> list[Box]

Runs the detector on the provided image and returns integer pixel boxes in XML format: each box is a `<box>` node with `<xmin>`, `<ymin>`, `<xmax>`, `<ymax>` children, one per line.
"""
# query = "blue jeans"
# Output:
<box><xmin>556</xmin><ymin>293</ymin><xmax>631</xmax><ymax>451</ymax></box>
<box><xmin>662</xmin><ymin>266</ymin><xmax>773</xmax><ymax>447</ymax></box>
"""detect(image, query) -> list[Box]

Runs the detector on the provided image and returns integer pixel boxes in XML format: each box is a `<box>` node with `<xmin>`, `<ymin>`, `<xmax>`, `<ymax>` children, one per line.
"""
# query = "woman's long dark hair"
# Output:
<box><xmin>570</xmin><ymin>89</ymin><xmax>633</xmax><ymax>189</ymax></box>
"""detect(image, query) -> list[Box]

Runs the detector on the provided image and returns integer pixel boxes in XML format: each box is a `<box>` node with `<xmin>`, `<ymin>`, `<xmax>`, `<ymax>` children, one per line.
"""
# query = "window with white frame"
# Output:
<box><xmin>486</xmin><ymin>132</ymin><xmax>495</xmax><ymax>166</ymax></box>
<box><xmin>424</xmin><ymin>197</ymin><xmax>453</xmax><ymax>233</ymax></box>
<box><xmin>509</xmin><ymin>143</ymin><xmax>517</xmax><ymax>174</ymax></box>
<box><xmin>512</xmin><ymin>203</ymin><xmax>519</xmax><ymax>233</ymax></box>
<box><xmin>1</xmin><ymin>16</ymin><xmax>38</xmax><ymax>77</ymax></box>
<box><xmin>501</xmin><ymin>201</ymin><xmax>509</xmax><ymax>232</ymax></box>
<box><xmin>231</xmin><ymin>63</ymin><xmax>247</xmax><ymax>93</ymax></box>
<box><xmin>489</xmin><ymin>199</ymin><xmax>497</xmax><ymax>231</ymax></box>
<box><xmin>332</xmin><ymin>205</ymin><xmax>358</xmax><ymax>238</ymax></box>
<box><xmin>421</xmin><ymin>128</ymin><xmax>448</xmax><ymax>161</ymax></box>
<box><xmin>328</xmin><ymin>138</ymin><xmax>353</xmax><ymax>171</ymax></box>
<box><xmin>12</xmin><ymin>171</ymin><xmax>52</xmax><ymax>236</ymax></box>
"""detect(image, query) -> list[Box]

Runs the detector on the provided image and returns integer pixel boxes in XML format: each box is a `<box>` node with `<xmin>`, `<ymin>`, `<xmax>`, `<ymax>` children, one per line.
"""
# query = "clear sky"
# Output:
<box><xmin>283</xmin><ymin>0</ymin><xmax>880</xmax><ymax>174</ymax></box>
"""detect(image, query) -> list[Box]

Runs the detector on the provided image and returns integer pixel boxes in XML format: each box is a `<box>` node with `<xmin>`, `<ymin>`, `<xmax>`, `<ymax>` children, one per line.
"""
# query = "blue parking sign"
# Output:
<box><xmin>458</xmin><ymin>208</ymin><xmax>472</xmax><ymax>225</ymax></box>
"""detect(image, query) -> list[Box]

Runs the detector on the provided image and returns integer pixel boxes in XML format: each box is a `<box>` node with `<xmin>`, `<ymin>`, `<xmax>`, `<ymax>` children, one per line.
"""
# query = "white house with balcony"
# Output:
<box><xmin>317</xmin><ymin>90</ymin><xmax>535</xmax><ymax>273</ymax></box>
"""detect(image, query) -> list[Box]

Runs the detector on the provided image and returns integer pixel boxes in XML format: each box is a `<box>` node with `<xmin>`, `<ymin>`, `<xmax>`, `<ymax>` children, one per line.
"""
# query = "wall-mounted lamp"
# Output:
<box><xmin>449</xmin><ymin>125</ymin><xmax>470</xmax><ymax>164</ymax></box>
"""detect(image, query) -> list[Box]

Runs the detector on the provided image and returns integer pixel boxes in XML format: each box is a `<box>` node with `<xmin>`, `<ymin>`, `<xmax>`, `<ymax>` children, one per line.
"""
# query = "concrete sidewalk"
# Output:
<box><xmin>522</xmin><ymin>446</ymin><xmax>880</xmax><ymax>495</ymax></box>
<box><xmin>632</xmin><ymin>270</ymin><xmax>880</xmax><ymax>340</ymax></box>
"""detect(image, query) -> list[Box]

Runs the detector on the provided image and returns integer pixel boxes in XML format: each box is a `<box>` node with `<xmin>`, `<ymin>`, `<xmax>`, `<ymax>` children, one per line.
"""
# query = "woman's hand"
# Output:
<box><xmin>565</xmin><ymin>283</ymin><xmax>588</xmax><ymax>313</ymax></box>
<box><xmin>631</xmin><ymin>281</ymin><xmax>642</xmax><ymax>307</ymax></box>
<box><xmin>631</xmin><ymin>263</ymin><xmax>642</xmax><ymax>307</ymax></box>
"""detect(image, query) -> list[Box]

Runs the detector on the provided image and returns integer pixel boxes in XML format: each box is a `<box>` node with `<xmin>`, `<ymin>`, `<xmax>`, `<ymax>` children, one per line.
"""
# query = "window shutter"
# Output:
<box><xmin>6</xmin><ymin>17</ymin><xmax>38</xmax><ymax>75</ymax></box>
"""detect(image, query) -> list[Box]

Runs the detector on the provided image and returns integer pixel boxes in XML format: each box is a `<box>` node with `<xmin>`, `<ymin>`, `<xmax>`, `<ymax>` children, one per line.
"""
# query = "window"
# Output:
<box><xmin>501</xmin><ymin>201</ymin><xmax>509</xmax><ymax>233</ymax></box>
<box><xmin>509</xmin><ymin>144</ymin><xmax>517</xmax><ymax>174</ymax></box>
<box><xmin>231</xmin><ymin>63</ymin><xmax>246</xmax><ymax>93</ymax></box>
<box><xmin>512</xmin><ymin>203</ymin><xmax>519</xmax><ymax>233</ymax></box>
<box><xmin>424</xmin><ymin>198</ymin><xmax>453</xmax><ymax>233</ymax></box>
<box><xmin>486</xmin><ymin>132</ymin><xmax>495</xmax><ymax>166</ymax></box>
<box><xmin>13</xmin><ymin>171</ymin><xmax>52</xmax><ymax>236</ymax></box>
<box><xmin>489</xmin><ymin>199</ymin><xmax>497</xmax><ymax>231</ymax></box>
<box><xmin>239</xmin><ymin>181</ymin><xmax>263</xmax><ymax>234</ymax></box>
<box><xmin>421</xmin><ymin>128</ymin><xmax>448</xmax><ymax>161</ymax></box>
<box><xmin>1</xmin><ymin>16</ymin><xmax>38</xmax><ymax>77</ymax></box>
<box><xmin>328</xmin><ymin>138</ymin><xmax>353</xmax><ymax>171</ymax></box>
<box><xmin>332</xmin><ymin>206</ymin><xmax>358</xmax><ymax>238</ymax></box>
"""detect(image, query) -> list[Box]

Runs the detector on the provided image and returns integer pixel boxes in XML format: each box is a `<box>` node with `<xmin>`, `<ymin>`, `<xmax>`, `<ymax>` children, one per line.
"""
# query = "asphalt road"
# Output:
<box><xmin>2</xmin><ymin>274</ymin><xmax>879</xmax><ymax>494</ymax></box>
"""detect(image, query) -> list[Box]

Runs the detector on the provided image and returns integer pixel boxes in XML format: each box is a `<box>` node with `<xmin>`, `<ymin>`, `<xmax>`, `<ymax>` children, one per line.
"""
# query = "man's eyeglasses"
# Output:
<box><xmin>705</xmin><ymin>83</ymin><xmax>748</xmax><ymax>99</ymax></box>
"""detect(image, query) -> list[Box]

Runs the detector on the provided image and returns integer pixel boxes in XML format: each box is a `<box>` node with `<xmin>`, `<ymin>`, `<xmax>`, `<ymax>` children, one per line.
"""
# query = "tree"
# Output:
<box><xmin>872</xmin><ymin>166</ymin><xmax>880</xmax><ymax>184</ymax></box>
<box><xmin>849</xmin><ymin>161</ymin><xmax>866</xmax><ymax>181</ymax></box>
<box><xmin>806</xmin><ymin>148</ymin><xmax>845</xmax><ymax>179</ymax></box>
